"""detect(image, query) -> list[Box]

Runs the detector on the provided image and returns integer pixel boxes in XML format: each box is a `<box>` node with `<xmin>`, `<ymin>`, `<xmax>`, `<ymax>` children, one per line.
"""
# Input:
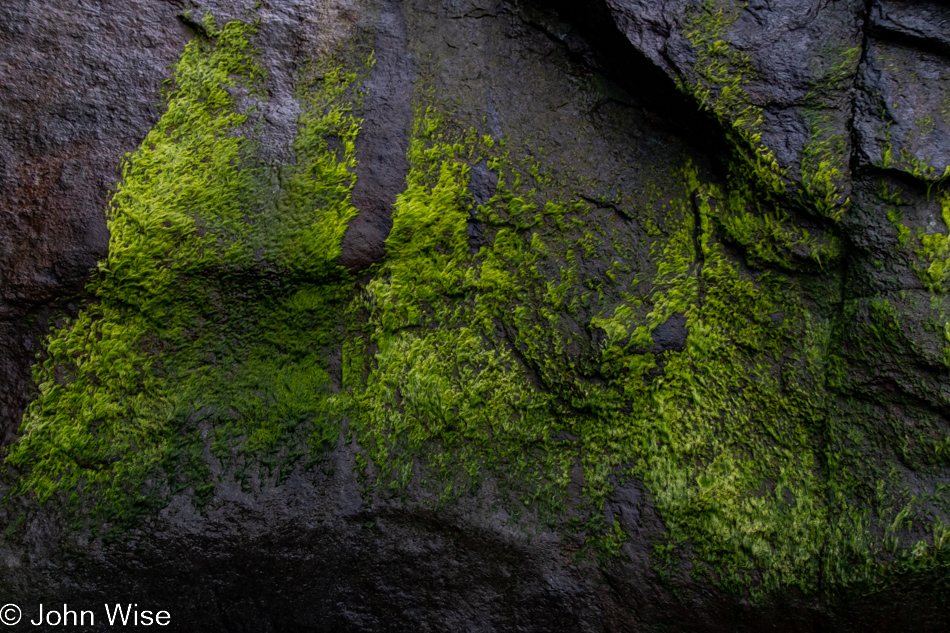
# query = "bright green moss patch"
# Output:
<box><xmin>7</xmin><ymin>17</ymin><xmax>368</xmax><ymax>525</ymax></box>
<box><xmin>705</xmin><ymin>165</ymin><xmax>841</xmax><ymax>271</ymax></box>
<box><xmin>341</xmin><ymin>101</ymin><xmax>945</xmax><ymax>596</ymax></box>
<box><xmin>342</xmin><ymin>105</ymin><xmax>838</xmax><ymax>595</ymax></box>
<box><xmin>347</xmin><ymin>107</ymin><xmax>578</xmax><ymax>504</ymax></box>
<box><xmin>683</xmin><ymin>1</ymin><xmax>763</xmax><ymax>142</ymax></box>
<box><xmin>268</xmin><ymin>56</ymin><xmax>372</xmax><ymax>274</ymax></box>
<box><xmin>799</xmin><ymin>46</ymin><xmax>859</xmax><ymax>220</ymax></box>
<box><xmin>8</xmin><ymin>18</ymin><xmax>265</xmax><ymax>515</ymax></box>
<box><xmin>593</xmin><ymin>175</ymin><xmax>831</xmax><ymax>593</ymax></box>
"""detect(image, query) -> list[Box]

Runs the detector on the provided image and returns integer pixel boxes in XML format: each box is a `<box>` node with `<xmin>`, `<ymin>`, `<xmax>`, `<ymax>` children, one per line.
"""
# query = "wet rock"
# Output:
<box><xmin>605</xmin><ymin>0</ymin><xmax>864</xmax><ymax>193</ymax></box>
<box><xmin>855</xmin><ymin>36</ymin><xmax>950</xmax><ymax>178</ymax></box>
<box><xmin>651</xmin><ymin>313</ymin><xmax>689</xmax><ymax>353</ymax></box>
<box><xmin>3</xmin><ymin>0</ymin><xmax>950</xmax><ymax>630</ymax></box>
<box><xmin>466</xmin><ymin>160</ymin><xmax>495</xmax><ymax>253</ymax></box>
<box><xmin>341</xmin><ymin>0</ymin><xmax>413</xmax><ymax>271</ymax></box>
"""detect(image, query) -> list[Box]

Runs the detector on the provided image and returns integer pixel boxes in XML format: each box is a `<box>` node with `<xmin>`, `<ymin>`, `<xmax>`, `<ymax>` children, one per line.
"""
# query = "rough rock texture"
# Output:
<box><xmin>607</xmin><ymin>0</ymin><xmax>864</xmax><ymax>187</ymax></box>
<box><xmin>340</xmin><ymin>0</ymin><xmax>412</xmax><ymax>270</ymax></box>
<box><xmin>1</xmin><ymin>0</ymin><xmax>950</xmax><ymax>631</ymax></box>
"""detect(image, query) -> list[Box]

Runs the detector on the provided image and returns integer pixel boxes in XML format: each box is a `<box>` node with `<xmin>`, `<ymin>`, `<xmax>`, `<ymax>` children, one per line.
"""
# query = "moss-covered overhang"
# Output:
<box><xmin>3</xmin><ymin>1</ymin><xmax>949</xmax><ymax>609</ymax></box>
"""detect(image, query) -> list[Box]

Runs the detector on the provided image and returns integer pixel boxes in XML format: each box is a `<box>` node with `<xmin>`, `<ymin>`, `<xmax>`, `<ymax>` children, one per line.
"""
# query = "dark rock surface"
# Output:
<box><xmin>341</xmin><ymin>0</ymin><xmax>412</xmax><ymax>271</ymax></box>
<box><xmin>650</xmin><ymin>314</ymin><xmax>689</xmax><ymax>353</ymax></box>
<box><xmin>605</xmin><ymin>0</ymin><xmax>864</xmax><ymax>192</ymax></box>
<box><xmin>857</xmin><ymin>2</ymin><xmax>950</xmax><ymax>178</ymax></box>
<box><xmin>1</xmin><ymin>0</ymin><xmax>950</xmax><ymax>631</ymax></box>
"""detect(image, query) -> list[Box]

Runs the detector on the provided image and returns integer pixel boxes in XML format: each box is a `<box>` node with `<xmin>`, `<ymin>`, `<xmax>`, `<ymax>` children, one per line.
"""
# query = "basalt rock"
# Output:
<box><xmin>1</xmin><ymin>0</ymin><xmax>949</xmax><ymax>631</ymax></box>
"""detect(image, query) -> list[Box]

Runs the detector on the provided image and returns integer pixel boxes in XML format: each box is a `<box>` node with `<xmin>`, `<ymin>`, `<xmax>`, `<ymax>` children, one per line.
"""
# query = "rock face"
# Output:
<box><xmin>0</xmin><ymin>0</ymin><xmax>949</xmax><ymax>631</ymax></box>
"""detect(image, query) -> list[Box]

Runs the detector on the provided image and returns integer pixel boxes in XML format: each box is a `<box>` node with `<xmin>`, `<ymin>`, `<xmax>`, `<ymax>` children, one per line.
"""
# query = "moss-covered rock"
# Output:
<box><xmin>0</xmin><ymin>0</ymin><xmax>949</xmax><ymax>630</ymax></box>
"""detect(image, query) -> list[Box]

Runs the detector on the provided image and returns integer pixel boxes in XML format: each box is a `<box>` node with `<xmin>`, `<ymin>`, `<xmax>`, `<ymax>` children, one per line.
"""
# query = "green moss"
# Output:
<box><xmin>5</xmin><ymin>14</ymin><xmax>945</xmax><ymax>603</ymax></box>
<box><xmin>341</xmin><ymin>105</ymin><xmax>837</xmax><ymax>596</ymax></box>
<box><xmin>915</xmin><ymin>115</ymin><xmax>936</xmax><ymax>138</ymax></box>
<box><xmin>599</xmin><ymin>178</ymin><xmax>830</xmax><ymax>593</ymax></box>
<box><xmin>887</xmin><ymin>187</ymin><xmax>950</xmax><ymax>293</ymax></box>
<box><xmin>682</xmin><ymin>1</ymin><xmax>786</xmax><ymax>201</ymax></box>
<box><xmin>703</xmin><ymin>162</ymin><xmax>841</xmax><ymax>271</ymax></box>
<box><xmin>683</xmin><ymin>1</ymin><xmax>763</xmax><ymax>142</ymax></box>
<box><xmin>800</xmin><ymin>111</ymin><xmax>849</xmax><ymax>221</ymax></box>
<box><xmin>796</xmin><ymin>42</ymin><xmax>860</xmax><ymax>218</ymax></box>
<box><xmin>337</xmin><ymin>99</ymin><xmax>946</xmax><ymax>596</ymax></box>
<box><xmin>823</xmin><ymin>288</ymin><xmax>950</xmax><ymax>588</ymax></box>
<box><xmin>347</xmin><ymin>107</ymin><xmax>576</xmax><ymax>504</ymax></box>
<box><xmin>7</xmin><ymin>17</ymin><xmax>368</xmax><ymax>525</ymax></box>
<box><xmin>872</xmin><ymin>89</ymin><xmax>950</xmax><ymax>185</ymax></box>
